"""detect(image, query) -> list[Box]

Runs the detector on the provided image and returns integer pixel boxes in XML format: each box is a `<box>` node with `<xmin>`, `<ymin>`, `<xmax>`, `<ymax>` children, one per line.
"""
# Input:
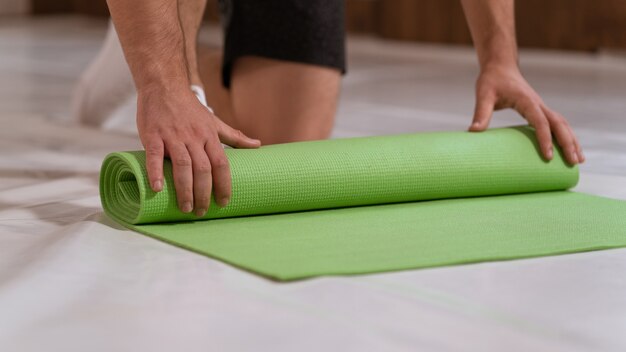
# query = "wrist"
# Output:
<box><xmin>478</xmin><ymin>50</ymin><xmax>518</xmax><ymax>73</ymax></box>
<box><xmin>476</xmin><ymin>36</ymin><xmax>519</xmax><ymax>73</ymax></box>
<box><xmin>136</xmin><ymin>84</ymin><xmax>199</xmax><ymax>116</ymax></box>
<box><xmin>132</xmin><ymin>58</ymin><xmax>190</xmax><ymax>96</ymax></box>
<box><xmin>136</xmin><ymin>80</ymin><xmax>193</xmax><ymax>99</ymax></box>
<box><xmin>480</xmin><ymin>59</ymin><xmax>519</xmax><ymax>74</ymax></box>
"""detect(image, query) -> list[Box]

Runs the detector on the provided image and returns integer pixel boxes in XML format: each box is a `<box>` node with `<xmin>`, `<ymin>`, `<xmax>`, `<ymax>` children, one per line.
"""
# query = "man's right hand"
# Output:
<box><xmin>106</xmin><ymin>0</ymin><xmax>259</xmax><ymax>216</ymax></box>
<box><xmin>137</xmin><ymin>88</ymin><xmax>261</xmax><ymax>217</ymax></box>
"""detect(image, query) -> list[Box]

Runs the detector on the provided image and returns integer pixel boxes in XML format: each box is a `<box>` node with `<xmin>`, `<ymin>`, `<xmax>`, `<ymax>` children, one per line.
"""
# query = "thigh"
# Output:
<box><xmin>230</xmin><ymin>56</ymin><xmax>341</xmax><ymax>144</ymax></box>
<box><xmin>220</xmin><ymin>0</ymin><xmax>346</xmax><ymax>144</ymax></box>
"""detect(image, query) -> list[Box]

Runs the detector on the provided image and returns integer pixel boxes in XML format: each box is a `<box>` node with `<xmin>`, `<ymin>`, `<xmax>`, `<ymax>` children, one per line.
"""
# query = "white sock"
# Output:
<box><xmin>190</xmin><ymin>84</ymin><xmax>227</xmax><ymax>148</ymax></box>
<box><xmin>190</xmin><ymin>84</ymin><xmax>215</xmax><ymax>114</ymax></box>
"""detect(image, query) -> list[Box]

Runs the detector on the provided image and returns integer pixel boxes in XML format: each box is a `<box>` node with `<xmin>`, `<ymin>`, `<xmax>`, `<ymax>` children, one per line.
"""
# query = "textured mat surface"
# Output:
<box><xmin>100</xmin><ymin>126</ymin><xmax>626</xmax><ymax>280</ymax></box>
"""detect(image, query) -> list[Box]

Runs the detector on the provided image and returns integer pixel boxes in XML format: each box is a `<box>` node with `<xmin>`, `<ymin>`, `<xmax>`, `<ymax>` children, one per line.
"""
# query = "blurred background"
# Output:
<box><xmin>5</xmin><ymin>0</ymin><xmax>626</xmax><ymax>50</ymax></box>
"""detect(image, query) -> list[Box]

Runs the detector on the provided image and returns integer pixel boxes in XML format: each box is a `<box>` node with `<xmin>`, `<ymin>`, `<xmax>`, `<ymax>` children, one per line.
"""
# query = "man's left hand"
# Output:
<box><xmin>468</xmin><ymin>65</ymin><xmax>584</xmax><ymax>165</ymax></box>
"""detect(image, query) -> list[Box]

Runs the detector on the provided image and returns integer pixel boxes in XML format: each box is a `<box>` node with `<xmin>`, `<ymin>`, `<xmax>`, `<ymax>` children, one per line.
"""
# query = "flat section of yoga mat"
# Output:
<box><xmin>136</xmin><ymin>191</ymin><xmax>626</xmax><ymax>280</ymax></box>
<box><xmin>100</xmin><ymin>126</ymin><xmax>626</xmax><ymax>280</ymax></box>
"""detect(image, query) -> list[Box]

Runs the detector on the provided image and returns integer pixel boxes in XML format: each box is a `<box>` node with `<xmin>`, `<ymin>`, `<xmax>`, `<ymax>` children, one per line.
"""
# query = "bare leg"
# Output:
<box><xmin>229</xmin><ymin>57</ymin><xmax>341</xmax><ymax>144</ymax></box>
<box><xmin>198</xmin><ymin>54</ymin><xmax>341</xmax><ymax>144</ymax></box>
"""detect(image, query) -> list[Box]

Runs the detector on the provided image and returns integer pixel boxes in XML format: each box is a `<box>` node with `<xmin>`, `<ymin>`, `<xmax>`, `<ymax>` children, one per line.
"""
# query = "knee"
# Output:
<box><xmin>230</xmin><ymin>57</ymin><xmax>341</xmax><ymax>144</ymax></box>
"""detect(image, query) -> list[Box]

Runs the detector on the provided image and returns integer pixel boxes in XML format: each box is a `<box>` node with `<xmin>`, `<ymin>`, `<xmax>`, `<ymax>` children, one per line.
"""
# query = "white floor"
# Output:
<box><xmin>1</xmin><ymin>16</ymin><xmax>626</xmax><ymax>352</ymax></box>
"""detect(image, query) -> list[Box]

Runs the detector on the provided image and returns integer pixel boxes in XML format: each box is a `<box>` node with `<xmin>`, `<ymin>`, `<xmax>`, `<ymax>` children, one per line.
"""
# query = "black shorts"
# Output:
<box><xmin>218</xmin><ymin>0</ymin><xmax>346</xmax><ymax>88</ymax></box>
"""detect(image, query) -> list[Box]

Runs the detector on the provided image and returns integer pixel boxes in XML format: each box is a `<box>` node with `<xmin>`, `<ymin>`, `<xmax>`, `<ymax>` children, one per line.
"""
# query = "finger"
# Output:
<box><xmin>564</xmin><ymin>119</ymin><xmax>585</xmax><ymax>163</ymax></box>
<box><xmin>188</xmin><ymin>143</ymin><xmax>212</xmax><ymax>217</ymax></box>
<box><xmin>574</xmin><ymin>136</ymin><xmax>585</xmax><ymax>163</ymax></box>
<box><xmin>469</xmin><ymin>93</ymin><xmax>495</xmax><ymax>132</ymax></box>
<box><xmin>215</xmin><ymin>119</ymin><xmax>261</xmax><ymax>148</ymax></box>
<box><xmin>519</xmin><ymin>103</ymin><xmax>553</xmax><ymax>160</ymax></box>
<box><xmin>166</xmin><ymin>142</ymin><xmax>194</xmax><ymax>213</ymax></box>
<box><xmin>145</xmin><ymin>137</ymin><xmax>164</xmax><ymax>192</ymax></box>
<box><xmin>543</xmin><ymin>107</ymin><xmax>579</xmax><ymax>165</ymax></box>
<box><xmin>205</xmin><ymin>137</ymin><xmax>232</xmax><ymax>208</ymax></box>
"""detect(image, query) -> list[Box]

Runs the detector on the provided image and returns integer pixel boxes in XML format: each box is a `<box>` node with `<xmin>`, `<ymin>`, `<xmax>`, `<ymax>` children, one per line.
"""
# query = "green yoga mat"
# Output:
<box><xmin>100</xmin><ymin>126</ymin><xmax>626</xmax><ymax>280</ymax></box>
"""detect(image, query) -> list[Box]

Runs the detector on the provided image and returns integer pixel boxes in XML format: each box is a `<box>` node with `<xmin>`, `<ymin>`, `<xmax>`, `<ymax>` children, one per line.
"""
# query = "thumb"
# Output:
<box><xmin>469</xmin><ymin>95</ymin><xmax>495</xmax><ymax>132</ymax></box>
<box><xmin>215</xmin><ymin>119</ymin><xmax>261</xmax><ymax>149</ymax></box>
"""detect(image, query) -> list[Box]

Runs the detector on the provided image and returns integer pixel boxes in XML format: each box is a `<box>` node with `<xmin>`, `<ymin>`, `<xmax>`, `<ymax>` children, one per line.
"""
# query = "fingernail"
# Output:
<box><xmin>153</xmin><ymin>180</ymin><xmax>162</xmax><ymax>192</ymax></box>
<box><xmin>546</xmin><ymin>148</ymin><xmax>553</xmax><ymax>160</ymax></box>
<box><xmin>182</xmin><ymin>202</ymin><xmax>193</xmax><ymax>213</ymax></box>
<box><xmin>195</xmin><ymin>208</ymin><xmax>206</xmax><ymax>217</ymax></box>
<box><xmin>218</xmin><ymin>197</ymin><xmax>230</xmax><ymax>207</ymax></box>
<box><xmin>571</xmin><ymin>153</ymin><xmax>579</xmax><ymax>164</ymax></box>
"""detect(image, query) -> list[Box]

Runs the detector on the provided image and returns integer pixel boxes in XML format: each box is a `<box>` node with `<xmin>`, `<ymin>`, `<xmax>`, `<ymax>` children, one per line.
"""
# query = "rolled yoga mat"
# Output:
<box><xmin>100</xmin><ymin>126</ymin><xmax>626</xmax><ymax>280</ymax></box>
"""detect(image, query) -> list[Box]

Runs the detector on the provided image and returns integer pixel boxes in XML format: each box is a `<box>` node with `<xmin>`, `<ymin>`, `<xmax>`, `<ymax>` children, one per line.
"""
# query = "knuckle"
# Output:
<box><xmin>160</xmin><ymin>131</ymin><xmax>178</xmax><ymax>142</ymax></box>
<box><xmin>557</xmin><ymin>129</ymin><xmax>574</xmax><ymax>143</ymax></box>
<box><xmin>195</xmin><ymin>161</ymin><xmax>212</xmax><ymax>173</ymax></box>
<box><xmin>518</xmin><ymin>96</ymin><xmax>536</xmax><ymax>108</ymax></box>
<box><xmin>145</xmin><ymin>145</ymin><xmax>162</xmax><ymax>157</ymax></box>
<box><xmin>554</xmin><ymin>116</ymin><xmax>569</xmax><ymax>128</ymax></box>
<box><xmin>553</xmin><ymin>121</ymin><xmax>565</xmax><ymax>132</ymax></box>
<box><xmin>533</xmin><ymin>119</ymin><xmax>549</xmax><ymax>131</ymax></box>
<box><xmin>555</xmin><ymin>113</ymin><xmax>568</xmax><ymax>123</ymax></box>
<box><xmin>174</xmin><ymin>156</ymin><xmax>192</xmax><ymax>167</ymax></box>
<box><xmin>146</xmin><ymin>163</ymin><xmax>159</xmax><ymax>174</ymax></box>
<box><xmin>192</xmin><ymin>125</ymin><xmax>210</xmax><ymax>138</ymax></box>
<box><xmin>170</xmin><ymin>123</ymin><xmax>186</xmax><ymax>134</ymax></box>
<box><xmin>537</xmin><ymin>117</ymin><xmax>550</xmax><ymax>128</ymax></box>
<box><xmin>196</xmin><ymin>197</ymin><xmax>210</xmax><ymax>206</ymax></box>
<box><xmin>212</xmin><ymin>156</ymin><xmax>229</xmax><ymax>170</ymax></box>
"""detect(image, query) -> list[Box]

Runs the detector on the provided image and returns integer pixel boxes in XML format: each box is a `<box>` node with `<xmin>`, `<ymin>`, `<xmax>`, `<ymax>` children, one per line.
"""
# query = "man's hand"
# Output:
<box><xmin>460</xmin><ymin>0</ymin><xmax>584</xmax><ymax>165</ymax></box>
<box><xmin>138</xmin><ymin>89</ymin><xmax>260</xmax><ymax>217</ymax></box>
<box><xmin>468</xmin><ymin>65</ymin><xmax>584</xmax><ymax>164</ymax></box>
<box><xmin>107</xmin><ymin>0</ymin><xmax>260</xmax><ymax>216</ymax></box>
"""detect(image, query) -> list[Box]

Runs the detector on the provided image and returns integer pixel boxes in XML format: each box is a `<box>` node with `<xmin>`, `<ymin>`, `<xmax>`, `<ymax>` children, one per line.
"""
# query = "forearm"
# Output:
<box><xmin>178</xmin><ymin>0</ymin><xmax>207</xmax><ymax>86</ymax></box>
<box><xmin>106</xmin><ymin>0</ymin><xmax>189</xmax><ymax>93</ymax></box>
<box><xmin>460</xmin><ymin>0</ymin><xmax>518</xmax><ymax>70</ymax></box>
